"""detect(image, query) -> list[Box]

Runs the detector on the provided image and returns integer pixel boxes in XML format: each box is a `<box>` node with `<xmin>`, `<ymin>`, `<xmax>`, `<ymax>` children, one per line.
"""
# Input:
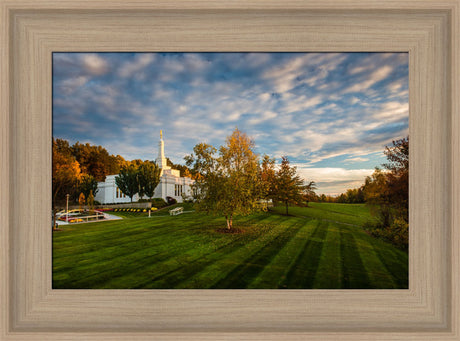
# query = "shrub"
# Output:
<box><xmin>389</xmin><ymin>217</ymin><xmax>408</xmax><ymax>249</ymax></box>
<box><xmin>364</xmin><ymin>217</ymin><xmax>408</xmax><ymax>251</ymax></box>
<box><xmin>166</xmin><ymin>196</ymin><xmax>177</xmax><ymax>205</ymax></box>
<box><xmin>151</xmin><ymin>198</ymin><xmax>168</xmax><ymax>208</ymax></box>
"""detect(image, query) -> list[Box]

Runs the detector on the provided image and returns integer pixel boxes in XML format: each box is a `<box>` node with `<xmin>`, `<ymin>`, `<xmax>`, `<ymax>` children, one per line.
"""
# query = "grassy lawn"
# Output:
<box><xmin>53</xmin><ymin>203</ymin><xmax>408</xmax><ymax>289</ymax></box>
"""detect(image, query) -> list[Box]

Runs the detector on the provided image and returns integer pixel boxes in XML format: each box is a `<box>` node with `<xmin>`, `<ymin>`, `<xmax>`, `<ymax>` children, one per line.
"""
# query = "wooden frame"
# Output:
<box><xmin>0</xmin><ymin>0</ymin><xmax>459</xmax><ymax>339</ymax></box>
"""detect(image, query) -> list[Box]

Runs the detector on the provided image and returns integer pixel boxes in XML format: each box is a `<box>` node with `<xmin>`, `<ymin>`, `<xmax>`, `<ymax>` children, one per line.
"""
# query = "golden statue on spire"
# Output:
<box><xmin>160</xmin><ymin>130</ymin><xmax>163</xmax><ymax>139</ymax></box>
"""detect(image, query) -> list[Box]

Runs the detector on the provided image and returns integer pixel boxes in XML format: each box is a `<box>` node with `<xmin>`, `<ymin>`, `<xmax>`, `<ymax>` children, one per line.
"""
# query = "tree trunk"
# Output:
<box><xmin>226</xmin><ymin>215</ymin><xmax>233</xmax><ymax>230</ymax></box>
<box><xmin>285</xmin><ymin>201</ymin><xmax>288</xmax><ymax>215</ymax></box>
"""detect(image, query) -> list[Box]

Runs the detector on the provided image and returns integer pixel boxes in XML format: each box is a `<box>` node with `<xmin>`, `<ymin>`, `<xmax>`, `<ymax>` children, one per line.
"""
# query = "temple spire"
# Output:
<box><xmin>157</xmin><ymin>130</ymin><xmax>169</xmax><ymax>170</ymax></box>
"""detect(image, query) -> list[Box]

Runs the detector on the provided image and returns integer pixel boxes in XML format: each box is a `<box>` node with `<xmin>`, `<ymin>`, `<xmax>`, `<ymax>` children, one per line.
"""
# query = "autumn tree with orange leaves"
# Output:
<box><xmin>52</xmin><ymin>139</ymin><xmax>82</xmax><ymax>205</ymax></box>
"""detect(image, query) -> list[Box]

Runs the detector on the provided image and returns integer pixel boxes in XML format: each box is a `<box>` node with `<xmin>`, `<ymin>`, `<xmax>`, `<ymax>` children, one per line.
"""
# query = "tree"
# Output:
<box><xmin>363</xmin><ymin>168</ymin><xmax>393</xmax><ymax>226</ymax></box>
<box><xmin>383</xmin><ymin>137</ymin><xmax>409</xmax><ymax>222</ymax></box>
<box><xmin>273</xmin><ymin>156</ymin><xmax>305</xmax><ymax>215</ymax></box>
<box><xmin>78</xmin><ymin>192</ymin><xmax>86</xmax><ymax>210</ymax></box>
<box><xmin>52</xmin><ymin>139</ymin><xmax>82</xmax><ymax>205</ymax></box>
<box><xmin>260</xmin><ymin>154</ymin><xmax>277</xmax><ymax>200</ymax></box>
<box><xmin>115</xmin><ymin>164</ymin><xmax>139</xmax><ymax>202</ymax></box>
<box><xmin>87</xmin><ymin>190</ymin><xmax>95</xmax><ymax>210</ymax></box>
<box><xmin>363</xmin><ymin>137</ymin><xmax>409</xmax><ymax>226</ymax></box>
<box><xmin>383</xmin><ymin>137</ymin><xmax>409</xmax><ymax>174</ymax></box>
<box><xmin>185</xmin><ymin>128</ymin><xmax>263</xmax><ymax>230</ymax></box>
<box><xmin>137</xmin><ymin>161</ymin><xmax>161</xmax><ymax>200</ymax></box>
<box><xmin>183</xmin><ymin>168</ymin><xmax>192</xmax><ymax>178</ymax></box>
<box><xmin>79</xmin><ymin>174</ymin><xmax>98</xmax><ymax>200</ymax></box>
<box><xmin>72</xmin><ymin>141</ymin><xmax>122</xmax><ymax>181</ymax></box>
<box><xmin>303</xmin><ymin>181</ymin><xmax>317</xmax><ymax>207</ymax></box>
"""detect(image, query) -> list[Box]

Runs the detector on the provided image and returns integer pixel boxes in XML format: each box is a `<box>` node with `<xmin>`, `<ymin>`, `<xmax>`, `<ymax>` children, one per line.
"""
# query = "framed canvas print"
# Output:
<box><xmin>51</xmin><ymin>51</ymin><xmax>409</xmax><ymax>290</ymax></box>
<box><xmin>1</xmin><ymin>0</ymin><xmax>459</xmax><ymax>340</ymax></box>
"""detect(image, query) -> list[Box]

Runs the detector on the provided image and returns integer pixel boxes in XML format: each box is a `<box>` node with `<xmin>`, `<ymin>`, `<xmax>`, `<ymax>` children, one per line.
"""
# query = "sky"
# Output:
<box><xmin>53</xmin><ymin>52</ymin><xmax>408</xmax><ymax>195</ymax></box>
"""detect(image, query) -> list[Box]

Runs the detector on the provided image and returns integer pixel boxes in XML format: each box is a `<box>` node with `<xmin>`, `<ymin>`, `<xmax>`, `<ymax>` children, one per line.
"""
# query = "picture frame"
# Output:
<box><xmin>1</xmin><ymin>0</ymin><xmax>459</xmax><ymax>340</ymax></box>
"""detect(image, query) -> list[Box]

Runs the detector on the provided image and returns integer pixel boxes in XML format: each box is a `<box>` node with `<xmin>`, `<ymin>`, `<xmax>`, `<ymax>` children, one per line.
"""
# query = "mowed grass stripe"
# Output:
<box><xmin>53</xmin><ymin>216</ymin><xmax>219</xmax><ymax>271</ymax></box>
<box><xmin>53</xmin><ymin>203</ymin><xmax>408</xmax><ymax>289</ymax></box>
<box><xmin>210</xmin><ymin>218</ymin><xmax>308</xmax><ymax>288</ymax></box>
<box><xmin>52</xmin><ymin>218</ymin><xmax>186</xmax><ymax>256</ymax></box>
<box><xmin>53</xmin><ymin>212</ymin><xmax>235</xmax><ymax>265</ymax></box>
<box><xmin>53</xmin><ymin>215</ymin><xmax>240</xmax><ymax>287</ymax></box>
<box><xmin>174</xmin><ymin>215</ymin><xmax>296</xmax><ymax>288</ymax></box>
<box><xmin>280</xmin><ymin>220</ymin><xmax>329</xmax><ymax>289</ymax></box>
<box><xmin>54</xmin><ymin>215</ymin><xmax>214</xmax><ymax>250</ymax></box>
<box><xmin>54</xmin><ymin>216</ymin><xmax>269</xmax><ymax>288</ymax></box>
<box><xmin>84</xmin><ymin>215</ymin><xmax>278</xmax><ymax>288</ymax></box>
<box><xmin>53</xmin><ymin>213</ymin><xmax>276</xmax><ymax>288</ymax></box>
<box><xmin>339</xmin><ymin>228</ymin><xmax>371</xmax><ymax>288</ymax></box>
<box><xmin>271</xmin><ymin>203</ymin><xmax>377</xmax><ymax>227</ymax></box>
<box><xmin>348</xmin><ymin>226</ymin><xmax>398</xmax><ymax>288</ymax></box>
<box><xmin>101</xmin><ymin>214</ymin><xmax>280</xmax><ymax>288</ymax></box>
<box><xmin>311</xmin><ymin>222</ymin><xmax>342</xmax><ymax>288</ymax></box>
<box><xmin>371</xmin><ymin>240</ymin><xmax>408</xmax><ymax>289</ymax></box>
<box><xmin>53</xmin><ymin>211</ymin><xmax>220</xmax><ymax>246</ymax></box>
<box><xmin>247</xmin><ymin>218</ymin><xmax>317</xmax><ymax>289</ymax></box>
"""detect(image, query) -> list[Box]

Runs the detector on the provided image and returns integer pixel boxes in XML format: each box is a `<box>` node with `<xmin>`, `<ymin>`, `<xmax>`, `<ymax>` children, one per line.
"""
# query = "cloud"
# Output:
<box><xmin>81</xmin><ymin>54</ymin><xmax>109</xmax><ymax>75</ymax></box>
<box><xmin>118</xmin><ymin>53</ymin><xmax>155</xmax><ymax>78</ymax></box>
<box><xmin>53</xmin><ymin>52</ymin><xmax>408</xmax><ymax>185</ymax></box>
<box><xmin>342</xmin><ymin>65</ymin><xmax>393</xmax><ymax>94</ymax></box>
<box><xmin>344</xmin><ymin>156</ymin><xmax>369</xmax><ymax>163</ymax></box>
<box><xmin>262</xmin><ymin>53</ymin><xmax>346</xmax><ymax>93</ymax></box>
<box><xmin>58</xmin><ymin>76</ymin><xmax>88</xmax><ymax>94</ymax></box>
<box><xmin>247</xmin><ymin>111</ymin><xmax>278</xmax><ymax>126</ymax></box>
<box><xmin>373</xmin><ymin>101</ymin><xmax>408</xmax><ymax>121</ymax></box>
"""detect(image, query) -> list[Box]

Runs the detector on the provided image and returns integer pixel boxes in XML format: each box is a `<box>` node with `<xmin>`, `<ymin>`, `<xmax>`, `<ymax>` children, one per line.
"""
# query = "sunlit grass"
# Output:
<box><xmin>53</xmin><ymin>203</ymin><xmax>407</xmax><ymax>289</ymax></box>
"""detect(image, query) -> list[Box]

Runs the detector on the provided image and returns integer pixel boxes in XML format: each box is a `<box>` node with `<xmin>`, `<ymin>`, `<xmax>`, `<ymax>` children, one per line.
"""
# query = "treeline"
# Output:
<box><xmin>317</xmin><ymin>188</ymin><xmax>365</xmax><ymax>204</ymax></box>
<box><xmin>53</xmin><ymin>138</ymin><xmax>195</xmax><ymax>206</ymax></box>
<box><xmin>53</xmin><ymin>138</ymin><xmax>125</xmax><ymax>206</ymax></box>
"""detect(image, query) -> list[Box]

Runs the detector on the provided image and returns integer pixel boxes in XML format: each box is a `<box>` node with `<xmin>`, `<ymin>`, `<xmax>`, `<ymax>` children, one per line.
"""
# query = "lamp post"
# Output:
<box><xmin>66</xmin><ymin>194</ymin><xmax>70</xmax><ymax>222</ymax></box>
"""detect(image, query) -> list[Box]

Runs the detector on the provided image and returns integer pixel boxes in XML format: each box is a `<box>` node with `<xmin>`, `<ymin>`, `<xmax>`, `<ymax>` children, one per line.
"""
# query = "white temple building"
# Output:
<box><xmin>95</xmin><ymin>131</ymin><xmax>194</xmax><ymax>204</ymax></box>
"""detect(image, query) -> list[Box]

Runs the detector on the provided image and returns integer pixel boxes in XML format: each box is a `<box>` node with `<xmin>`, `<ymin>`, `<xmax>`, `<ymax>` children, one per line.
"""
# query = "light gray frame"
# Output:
<box><xmin>1</xmin><ymin>0</ymin><xmax>459</xmax><ymax>340</ymax></box>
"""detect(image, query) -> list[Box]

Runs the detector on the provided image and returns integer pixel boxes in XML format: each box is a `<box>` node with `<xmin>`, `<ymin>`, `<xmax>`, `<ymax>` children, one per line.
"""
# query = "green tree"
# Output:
<box><xmin>115</xmin><ymin>164</ymin><xmax>139</xmax><ymax>202</ymax></box>
<box><xmin>138</xmin><ymin>161</ymin><xmax>161</xmax><ymax>200</ymax></box>
<box><xmin>185</xmin><ymin>128</ymin><xmax>263</xmax><ymax>230</ymax></box>
<box><xmin>303</xmin><ymin>181</ymin><xmax>317</xmax><ymax>207</ymax></box>
<box><xmin>79</xmin><ymin>174</ymin><xmax>98</xmax><ymax>200</ymax></box>
<box><xmin>273</xmin><ymin>156</ymin><xmax>305</xmax><ymax>215</ymax></box>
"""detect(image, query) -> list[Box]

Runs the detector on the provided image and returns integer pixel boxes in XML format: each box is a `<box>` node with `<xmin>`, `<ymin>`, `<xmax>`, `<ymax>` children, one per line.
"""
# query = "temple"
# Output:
<box><xmin>95</xmin><ymin>131</ymin><xmax>194</xmax><ymax>204</ymax></box>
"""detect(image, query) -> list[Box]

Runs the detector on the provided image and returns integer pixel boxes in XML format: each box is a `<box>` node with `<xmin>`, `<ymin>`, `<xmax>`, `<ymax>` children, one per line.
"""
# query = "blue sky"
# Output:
<box><xmin>53</xmin><ymin>52</ymin><xmax>408</xmax><ymax>195</ymax></box>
